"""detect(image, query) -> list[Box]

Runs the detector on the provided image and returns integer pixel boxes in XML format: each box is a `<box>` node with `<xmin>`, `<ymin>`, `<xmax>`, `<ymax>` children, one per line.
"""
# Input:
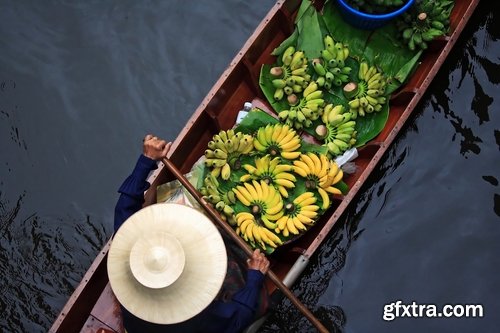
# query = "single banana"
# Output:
<box><xmin>221</xmin><ymin>163</ymin><xmax>231</xmax><ymax>180</ymax></box>
<box><xmin>292</xmin><ymin>216</ymin><xmax>307</xmax><ymax>231</ymax></box>
<box><xmin>281</xmin><ymin>151</ymin><xmax>301</xmax><ymax>160</ymax></box>
<box><xmin>281</xmin><ymin>46</ymin><xmax>295</xmax><ymax>66</ymax></box>
<box><xmin>293</xmin><ymin>192</ymin><xmax>315</xmax><ymax>205</ymax></box>
<box><xmin>317</xmin><ymin>187</ymin><xmax>330</xmax><ymax>210</ymax></box>
<box><xmin>302</xmin><ymin>81</ymin><xmax>318</xmax><ymax>97</ymax></box>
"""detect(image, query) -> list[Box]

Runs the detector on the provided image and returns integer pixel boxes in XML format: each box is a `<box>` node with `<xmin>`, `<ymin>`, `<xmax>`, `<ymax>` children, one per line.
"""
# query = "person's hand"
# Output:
<box><xmin>247</xmin><ymin>249</ymin><xmax>270</xmax><ymax>275</ymax></box>
<box><xmin>142</xmin><ymin>134</ymin><xmax>171</xmax><ymax>161</ymax></box>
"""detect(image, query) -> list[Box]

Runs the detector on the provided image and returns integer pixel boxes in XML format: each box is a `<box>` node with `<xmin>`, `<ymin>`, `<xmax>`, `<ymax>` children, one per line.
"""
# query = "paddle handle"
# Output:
<box><xmin>162</xmin><ymin>158</ymin><xmax>329</xmax><ymax>333</ymax></box>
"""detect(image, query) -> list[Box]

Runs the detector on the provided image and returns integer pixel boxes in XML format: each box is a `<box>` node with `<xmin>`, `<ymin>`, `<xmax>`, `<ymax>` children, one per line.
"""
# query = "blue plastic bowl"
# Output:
<box><xmin>336</xmin><ymin>0</ymin><xmax>415</xmax><ymax>30</ymax></box>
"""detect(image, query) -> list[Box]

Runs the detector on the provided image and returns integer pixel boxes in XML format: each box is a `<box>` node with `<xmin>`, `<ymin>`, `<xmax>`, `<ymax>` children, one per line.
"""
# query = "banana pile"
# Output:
<box><xmin>200</xmin><ymin>123</ymin><xmax>347</xmax><ymax>251</ymax></box>
<box><xmin>278</xmin><ymin>81</ymin><xmax>326</xmax><ymax>130</ymax></box>
<box><xmin>235</xmin><ymin>212</ymin><xmax>283</xmax><ymax>250</ymax></box>
<box><xmin>200</xmin><ymin>173</ymin><xmax>237</xmax><ymax>225</ymax></box>
<box><xmin>292</xmin><ymin>152</ymin><xmax>343</xmax><ymax>210</ymax></box>
<box><xmin>344</xmin><ymin>0</ymin><xmax>406</xmax><ymax>14</ymax></box>
<box><xmin>240</xmin><ymin>155</ymin><xmax>296</xmax><ymax>198</ymax></box>
<box><xmin>205</xmin><ymin>129</ymin><xmax>254</xmax><ymax>180</ymax></box>
<box><xmin>396</xmin><ymin>0</ymin><xmax>453</xmax><ymax>51</ymax></box>
<box><xmin>313</xmin><ymin>35</ymin><xmax>352</xmax><ymax>90</ymax></box>
<box><xmin>269</xmin><ymin>46</ymin><xmax>311</xmax><ymax>102</ymax></box>
<box><xmin>233</xmin><ymin>180</ymin><xmax>285</xmax><ymax>250</ymax></box>
<box><xmin>275</xmin><ymin>192</ymin><xmax>320</xmax><ymax>237</ymax></box>
<box><xmin>317</xmin><ymin>104</ymin><xmax>357</xmax><ymax>157</ymax></box>
<box><xmin>344</xmin><ymin>61</ymin><xmax>387</xmax><ymax>118</ymax></box>
<box><xmin>253</xmin><ymin>123</ymin><xmax>302</xmax><ymax>160</ymax></box>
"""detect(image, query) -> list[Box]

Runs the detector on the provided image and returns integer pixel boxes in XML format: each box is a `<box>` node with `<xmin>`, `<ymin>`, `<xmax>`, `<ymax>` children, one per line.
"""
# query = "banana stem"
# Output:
<box><xmin>287</xmin><ymin>94</ymin><xmax>299</xmax><ymax>106</ymax></box>
<box><xmin>416</xmin><ymin>12</ymin><xmax>428</xmax><ymax>29</ymax></box>
<box><xmin>343</xmin><ymin>82</ymin><xmax>358</xmax><ymax>99</ymax></box>
<box><xmin>418</xmin><ymin>12</ymin><xmax>427</xmax><ymax>21</ymax></box>
<box><xmin>270</xmin><ymin>66</ymin><xmax>283</xmax><ymax>77</ymax></box>
<box><xmin>315</xmin><ymin>124</ymin><xmax>327</xmax><ymax>138</ymax></box>
<box><xmin>162</xmin><ymin>157</ymin><xmax>329</xmax><ymax>333</ymax></box>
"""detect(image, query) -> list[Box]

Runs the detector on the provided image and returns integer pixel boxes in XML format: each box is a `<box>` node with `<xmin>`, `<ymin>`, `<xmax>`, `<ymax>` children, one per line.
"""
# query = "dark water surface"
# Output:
<box><xmin>0</xmin><ymin>1</ymin><xmax>275</xmax><ymax>331</ymax></box>
<box><xmin>0</xmin><ymin>1</ymin><xmax>498</xmax><ymax>333</ymax></box>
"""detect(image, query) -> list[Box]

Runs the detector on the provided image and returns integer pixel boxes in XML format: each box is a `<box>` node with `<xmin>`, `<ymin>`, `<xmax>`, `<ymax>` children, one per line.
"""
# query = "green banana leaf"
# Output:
<box><xmin>296</xmin><ymin>2</ymin><xmax>327</xmax><ymax>59</ymax></box>
<box><xmin>336</xmin><ymin>180</ymin><xmax>349</xmax><ymax>195</ymax></box>
<box><xmin>322</xmin><ymin>3</ymin><xmax>370</xmax><ymax>58</ymax></box>
<box><xmin>236</xmin><ymin>107</ymin><xmax>279</xmax><ymax>134</ymax></box>
<box><xmin>322</xmin><ymin>2</ymin><xmax>422</xmax><ymax>86</ymax></box>
<box><xmin>354</xmin><ymin>102</ymin><xmax>389</xmax><ymax>147</ymax></box>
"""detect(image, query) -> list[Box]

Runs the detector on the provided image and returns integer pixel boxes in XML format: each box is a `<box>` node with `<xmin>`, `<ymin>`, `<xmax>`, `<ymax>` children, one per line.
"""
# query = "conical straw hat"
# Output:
<box><xmin>108</xmin><ymin>203</ymin><xmax>227</xmax><ymax>324</ymax></box>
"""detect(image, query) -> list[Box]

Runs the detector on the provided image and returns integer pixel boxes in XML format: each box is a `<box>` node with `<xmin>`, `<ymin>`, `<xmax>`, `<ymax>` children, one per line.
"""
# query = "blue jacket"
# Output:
<box><xmin>114</xmin><ymin>154</ymin><xmax>265</xmax><ymax>333</ymax></box>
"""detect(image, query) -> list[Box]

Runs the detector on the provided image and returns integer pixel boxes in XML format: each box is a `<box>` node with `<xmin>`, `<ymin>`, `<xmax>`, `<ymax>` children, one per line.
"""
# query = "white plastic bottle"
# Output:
<box><xmin>235</xmin><ymin>102</ymin><xmax>253</xmax><ymax>125</ymax></box>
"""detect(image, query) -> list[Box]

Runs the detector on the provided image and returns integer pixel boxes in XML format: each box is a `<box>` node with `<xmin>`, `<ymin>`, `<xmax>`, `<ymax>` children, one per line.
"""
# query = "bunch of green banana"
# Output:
<box><xmin>253</xmin><ymin>123</ymin><xmax>302</xmax><ymax>160</ymax></box>
<box><xmin>275</xmin><ymin>192</ymin><xmax>320</xmax><ymax>237</ymax></box>
<box><xmin>277</xmin><ymin>81</ymin><xmax>326</xmax><ymax>130</ymax></box>
<box><xmin>344</xmin><ymin>0</ymin><xmax>406</xmax><ymax>14</ymax></box>
<box><xmin>344</xmin><ymin>61</ymin><xmax>387</xmax><ymax>118</ymax></box>
<box><xmin>233</xmin><ymin>180</ymin><xmax>285</xmax><ymax>250</ymax></box>
<box><xmin>293</xmin><ymin>152</ymin><xmax>343</xmax><ymax>210</ymax></box>
<box><xmin>320</xmin><ymin>103</ymin><xmax>353</xmax><ymax>127</ymax></box>
<box><xmin>235</xmin><ymin>212</ymin><xmax>283</xmax><ymax>250</ymax></box>
<box><xmin>205</xmin><ymin>129</ymin><xmax>254</xmax><ymax>180</ymax></box>
<box><xmin>313</xmin><ymin>35</ymin><xmax>352</xmax><ymax>89</ymax></box>
<box><xmin>396</xmin><ymin>0</ymin><xmax>454</xmax><ymax>51</ymax></box>
<box><xmin>199</xmin><ymin>173</ymin><xmax>237</xmax><ymax>225</ymax></box>
<box><xmin>269</xmin><ymin>46</ymin><xmax>311</xmax><ymax>102</ymax></box>
<box><xmin>240</xmin><ymin>155</ymin><xmax>296</xmax><ymax>198</ymax></box>
<box><xmin>316</xmin><ymin>104</ymin><xmax>357</xmax><ymax>157</ymax></box>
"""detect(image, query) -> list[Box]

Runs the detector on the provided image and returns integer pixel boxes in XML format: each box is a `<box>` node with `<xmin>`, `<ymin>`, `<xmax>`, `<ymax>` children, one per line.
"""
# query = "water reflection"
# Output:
<box><xmin>0</xmin><ymin>201</ymin><xmax>105</xmax><ymax>331</ymax></box>
<box><xmin>0</xmin><ymin>192</ymin><xmax>25</xmax><ymax>238</ymax></box>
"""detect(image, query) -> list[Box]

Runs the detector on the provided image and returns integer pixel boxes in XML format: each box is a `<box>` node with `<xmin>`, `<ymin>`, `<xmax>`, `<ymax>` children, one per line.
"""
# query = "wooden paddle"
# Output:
<box><xmin>162</xmin><ymin>157</ymin><xmax>329</xmax><ymax>333</ymax></box>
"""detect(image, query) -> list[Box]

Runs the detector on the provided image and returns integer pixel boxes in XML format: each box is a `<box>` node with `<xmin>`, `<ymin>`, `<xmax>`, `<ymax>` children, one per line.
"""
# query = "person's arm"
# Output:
<box><xmin>113</xmin><ymin>135</ymin><xmax>171</xmax><ymax>232</ymax></box>
<box><xmin>208</xmin><ymin>250</ymin><xmax>269</xmax><ymax>333</ymax></box>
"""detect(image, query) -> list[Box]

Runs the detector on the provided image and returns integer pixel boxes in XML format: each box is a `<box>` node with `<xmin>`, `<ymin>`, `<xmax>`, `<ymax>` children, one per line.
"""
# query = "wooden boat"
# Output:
<box><xmin>50</xmin><ymin>0</ymin><xmax>480</xmax><ymax>332</ymax></box>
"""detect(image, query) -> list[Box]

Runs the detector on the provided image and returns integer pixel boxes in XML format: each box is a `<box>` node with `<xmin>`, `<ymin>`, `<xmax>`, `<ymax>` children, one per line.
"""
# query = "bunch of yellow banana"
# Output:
<box><xmin>205</xmin><ymin>129</ymin><xmax>254</xmax><ymax>180</ymax></box>
<box><xmin>233</xmin><ymin>180</ymin><xmax>284</xmax><ymax>222</ymax></box>
<box><xmin>253</xmin><ymin>123</ymin><xmax>302</xmax><ymax>160</ymax></box>
<box><xmin>277</xmin><ymin>81</ymin><xmax>326</xmax><ymax>130</ymax></box>
<box><xmin>275</xmin><ymin>192</ymin><xmax>320</xmax><ymax>237</ymax></box>
<box><xmin>343</xmin><ymin>61</ymin><xmax>387</xmax><ymax>119</ymax></box>
<box><xmin>316</xmin><ymin>104</ymin><xmax>357</xmax><ymax>157</ymax></box>
<box><xmin>235</xmin><ymin>212</ymin><xmax>283</xmax><ymax>250</ymax></box>
<box><xmin>232</xmin><ymin>180</ymin><xmax>284</xmax><ymax>250</ymax></box>
<box><xmin>269</xmin><ymin>46</ymin><xmax>311</xmax><ymax>102</ymax></box>
<box><xmin>199</xmin><ymin>173</ymin><xmax>237</xmax><ymax>225</ymax></box>
<box><xmin>293</xmin><ymin>152</ymin><xmax>343</xmax><ymax>210</ymax></box>
<box><xmin>313</xmin><ymin>35</ymin><xmax>352</xmax><ymax>90</ymax></box>
<box><xmin>240</xmin><ymin>155</ymin><xmax>296</xmax><ymax>198</ymax></box>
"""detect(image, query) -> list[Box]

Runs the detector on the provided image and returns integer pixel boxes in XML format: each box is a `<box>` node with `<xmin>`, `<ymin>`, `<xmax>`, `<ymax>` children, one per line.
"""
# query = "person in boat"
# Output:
<box><xmin>108</xmin><ymin>134</ymin><xmax>270</xmax><ymax>333</ymax></box>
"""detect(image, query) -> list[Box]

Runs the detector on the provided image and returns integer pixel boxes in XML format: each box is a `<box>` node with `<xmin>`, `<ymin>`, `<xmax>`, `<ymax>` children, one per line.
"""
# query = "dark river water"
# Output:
<box><xmin>0</xmin><ymin>1</ymin><xmax>498</xmax><ymax>332</ymax></box>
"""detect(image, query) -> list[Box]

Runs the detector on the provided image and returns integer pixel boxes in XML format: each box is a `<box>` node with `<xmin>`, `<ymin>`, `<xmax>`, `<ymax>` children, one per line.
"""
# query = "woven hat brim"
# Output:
<box><xmin>108</xmin><ymin>203</ymin><xmax>227</xmax><ymax>324</ymax></box>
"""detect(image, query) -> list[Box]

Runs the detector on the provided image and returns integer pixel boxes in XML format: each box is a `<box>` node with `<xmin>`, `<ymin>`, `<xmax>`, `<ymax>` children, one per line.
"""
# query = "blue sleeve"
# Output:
<box><xmin>218</xmin><ymin>269</ymin><xmax>265</xmax><ymax>333</ymax></box>
<box><xmin>113</xmin><ymin>154</ymin><xmax>158</xmax><ymax>232</ymax></box>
